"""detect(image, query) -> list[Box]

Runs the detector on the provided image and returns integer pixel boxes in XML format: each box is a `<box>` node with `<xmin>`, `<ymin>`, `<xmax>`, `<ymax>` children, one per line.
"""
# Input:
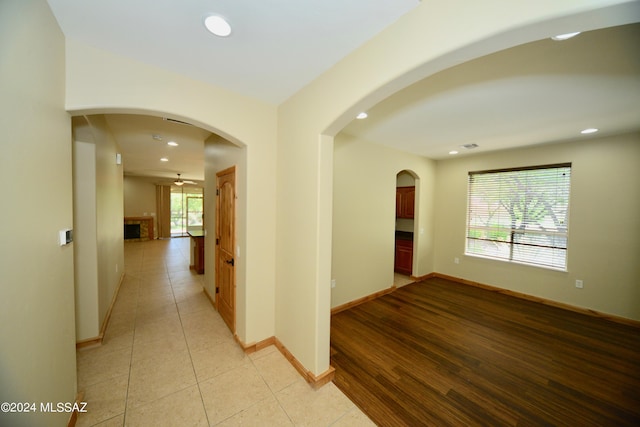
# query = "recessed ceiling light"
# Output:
<box><xmin>580</xmin><ymin>128</ymin><xmax>599</xmax><ymax>134</ymax></box>
<box><xmin>356</xmin><ymin>112</ymin><xmax>368</xmax><ymax>120</ymax></box>
<box><xmin>449</xmin><ymin>150</ymin><xmax>459</xmax><ymax>155</ymax></box>
<box><xmin>551</xmin><ymin>32</ymin><xmax>581</xmax><ymax>41</ymax></box>
<box><xmin>204</xmin><ymin>15</ymin><xmax>232</xmax><ymax>37</ymax></box>
<box><xmin>160</xmin><ymin>157</ymin><xmax>169</xmax><ymax>162</ymax></box>
<box><xmin>167</xmin><ymin>141</ymin><xmax>178</xmax><ymax>146</ymax></box>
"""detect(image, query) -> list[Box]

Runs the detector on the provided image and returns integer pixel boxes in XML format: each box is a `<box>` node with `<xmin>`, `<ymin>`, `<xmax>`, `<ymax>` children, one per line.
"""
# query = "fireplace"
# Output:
<box><xmin>123</xmin><ymin>217</ymin><xmax>154</xmax><ymax>241</ymax></box>
<box><xmin>124</xmin><ymin>224</ymin><xmax>141</xmax><ymax>240</ymax></box>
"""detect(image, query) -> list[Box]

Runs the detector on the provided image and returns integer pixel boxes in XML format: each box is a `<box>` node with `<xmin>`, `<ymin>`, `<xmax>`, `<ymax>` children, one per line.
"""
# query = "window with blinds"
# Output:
<box><xmin>466</xmin><ymin>163</ymin><xmax>571</xmax><ymax>270</ymax></box>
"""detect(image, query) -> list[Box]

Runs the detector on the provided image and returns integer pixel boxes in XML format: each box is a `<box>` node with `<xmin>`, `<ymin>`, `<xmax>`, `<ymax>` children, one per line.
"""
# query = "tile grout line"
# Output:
<box><xmin>124</xmin><ymin>242</ymin><xmax>171</xmax><ymax>425</ymax></box>
<box><xmin>120</xmin><ymin>243</ymin><xmax>148</xmax><ymax>426</ymax></box>
<box><xmin>168</xmin><ymin>243</ymin><xmax>284</xmax><ymax>425</ymax></box>
<box><xmin>168</xmin><ymin>255</ymin><xmax>213</xmax><ymax>427</ymax></box>
<box><xmin>250</xmin><ymin>355</ymin><xmax>297</xmax><ymax>426</ymax></box>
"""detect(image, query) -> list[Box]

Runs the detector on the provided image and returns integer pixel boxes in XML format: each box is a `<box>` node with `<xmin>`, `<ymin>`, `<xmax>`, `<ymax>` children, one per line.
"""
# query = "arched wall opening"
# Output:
<box><xmin>65</xmin><ymin>35</ymin><xmax>279</xmax><ymax>347</ymax></box>
<box><xmin>68</xmin><ymin>108</ymin><xmax>248</xmax><ymax>148</ymax></box>
<box><xmin>330</xmin><ymin>132</ymin><xmax>435</xmax><ymax>311</ymax></box>
<box><xmin>68</xmin><ymin>107</ymin><xmax>254</xmax><ymax>345</ymax></box>
<box><xmin>394</xmin><ymin>169</ymin><xmax>419</xmax><ymax>285</ymax></box>
<box><xmin>319</xmin><ymin>1</ymin><xmax>637</xmax><ymax>377</ymax></box>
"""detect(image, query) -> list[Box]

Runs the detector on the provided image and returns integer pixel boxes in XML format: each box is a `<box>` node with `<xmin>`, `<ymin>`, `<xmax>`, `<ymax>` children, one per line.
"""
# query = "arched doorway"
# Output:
<box><xmin>70</xmin><ymin>111</ymin><xmax>248</xmax><ymax>342</ymax></box>
<box><xmin>394</xmin><ymin>170</ymin><xmax>418</xmax><ymax>287</ymax></box>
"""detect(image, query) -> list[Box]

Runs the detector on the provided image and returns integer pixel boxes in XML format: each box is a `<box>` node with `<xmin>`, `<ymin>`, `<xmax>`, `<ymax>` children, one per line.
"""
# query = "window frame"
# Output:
<box><xmin>465</xmin><ymin>163</ymin><xmax>571</xmax><ymax>271</ymax></box>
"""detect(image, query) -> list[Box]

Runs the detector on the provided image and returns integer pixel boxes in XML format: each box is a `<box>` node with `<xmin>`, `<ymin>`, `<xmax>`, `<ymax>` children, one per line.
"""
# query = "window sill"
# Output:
<box><xmin>464</xmin><ymin>252</ymin><xmax>568</xmax><ymax>273</ymax></box>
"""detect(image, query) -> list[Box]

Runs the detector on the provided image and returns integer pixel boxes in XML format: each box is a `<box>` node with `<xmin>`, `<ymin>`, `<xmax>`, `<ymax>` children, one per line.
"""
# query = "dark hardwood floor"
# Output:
<box><xmin>330</xmin><ymin>277</ymin><xmax>640</xmax><ymax>426</ymax></box>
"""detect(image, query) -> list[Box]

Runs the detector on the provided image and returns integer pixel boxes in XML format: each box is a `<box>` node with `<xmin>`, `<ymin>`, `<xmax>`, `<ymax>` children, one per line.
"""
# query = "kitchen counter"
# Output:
<box><xmin>187</xmin><ymin>230</ymin><xmax>205</xmax><ymax>274</ymax></box>
<box><xmin>395</xmin><ymin>230</ymin><xmax>414</xmax><ymax>241</ymax></box>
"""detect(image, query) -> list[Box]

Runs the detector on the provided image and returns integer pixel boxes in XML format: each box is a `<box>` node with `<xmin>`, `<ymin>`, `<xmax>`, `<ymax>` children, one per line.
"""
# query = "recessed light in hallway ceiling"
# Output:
<box><xmin>580</xmin><ymin>128</ymin><xmax>599</xmax><ymax>134</ymax></box>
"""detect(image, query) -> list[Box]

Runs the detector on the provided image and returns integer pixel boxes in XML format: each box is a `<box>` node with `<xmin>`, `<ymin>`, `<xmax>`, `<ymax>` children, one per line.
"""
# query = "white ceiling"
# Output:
<box><xmin>46</xmin><ymin>0</ymin><xmax>419</xmax><ymax>105</ymax></box>
<box><xmin>342</xmin><ymin>23</ymin><xmax>640</xmax><ymax>159</ymax></box>
<box><xmin>104</xmin><ymin>115</ymin><xmax>211</xmax><ymax>185</ymax></box>
<box><xmin>47</xmin><ymin>1</ymin><xmax>640</xmax><ymax>181</ymax></box>
<box><xmin>47</xmin><ymin>0</ymin><xmax>419</xmax><ymax>182</ymax></box>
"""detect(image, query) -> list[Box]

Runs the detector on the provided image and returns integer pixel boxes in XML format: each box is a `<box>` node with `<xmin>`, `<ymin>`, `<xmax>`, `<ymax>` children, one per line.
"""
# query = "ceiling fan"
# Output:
<box><xmin>174</xmin><ymin>173</ymin><xmax>197</xmax><ymax>186</ymax></box>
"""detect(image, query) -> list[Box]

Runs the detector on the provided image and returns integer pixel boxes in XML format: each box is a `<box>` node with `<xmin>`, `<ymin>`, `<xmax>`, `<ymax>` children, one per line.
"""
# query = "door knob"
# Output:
<box><xmin>225</xmin><ymin>258</ymin><xmax>235</xmax><ymax>267</ymax></box>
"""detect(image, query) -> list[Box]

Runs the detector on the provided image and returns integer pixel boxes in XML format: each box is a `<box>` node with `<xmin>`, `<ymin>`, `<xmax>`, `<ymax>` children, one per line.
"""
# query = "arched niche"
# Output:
<box><xmin>394</xmin><ymin>170</ymin><xmax>419</xmax><ymax>283</ymax></box>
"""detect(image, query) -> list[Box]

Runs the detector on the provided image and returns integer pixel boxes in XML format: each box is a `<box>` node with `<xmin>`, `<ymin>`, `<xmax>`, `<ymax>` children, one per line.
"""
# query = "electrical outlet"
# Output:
<box><xmin>331</xmin><ymin>279</ymin><xmax>336</xmax><ymax>289</ymax></box>
<box><xmin>454</xmin><ymin>257</ymin><xmax>460</xmax><ymax>264</ymax></box>
<box><xmin>575</xmin><ymin>279</ymin><xmax>583</xmax><ymax>289</ymax></box>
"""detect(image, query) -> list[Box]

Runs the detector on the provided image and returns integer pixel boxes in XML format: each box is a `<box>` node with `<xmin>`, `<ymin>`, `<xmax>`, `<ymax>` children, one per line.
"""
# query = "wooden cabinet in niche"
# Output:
<box><xmin>396</xmin><ymin>186</ymin><xmax>415</xmax><ymax>219</ymax></box>
<box><xmin>394</xmin><ymin>238</ymin><xmax>413</xmax><ymax>275</ymax></box>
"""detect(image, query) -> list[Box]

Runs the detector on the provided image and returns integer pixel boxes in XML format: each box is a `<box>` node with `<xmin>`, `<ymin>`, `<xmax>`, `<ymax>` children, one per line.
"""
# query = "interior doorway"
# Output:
<box><xmin>394</xmin><ymin>170</ymin><xmax>417</xmax><ymax>287</ymax></box>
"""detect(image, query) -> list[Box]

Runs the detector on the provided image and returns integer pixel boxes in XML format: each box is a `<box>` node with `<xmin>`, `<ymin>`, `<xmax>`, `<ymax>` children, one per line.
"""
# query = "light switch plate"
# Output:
<box><xmin>59</xmin><ymin>229</ymin><xmax>73</xmax><ymax>246</ymax></box>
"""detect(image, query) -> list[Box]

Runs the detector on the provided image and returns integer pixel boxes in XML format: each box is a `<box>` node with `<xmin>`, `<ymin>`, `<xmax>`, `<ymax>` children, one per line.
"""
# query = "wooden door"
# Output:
<box><xmin>216</xmin><ymin>166</ymin><xmax>236</xmax><ymax>332</ymax></box>
<box><xmin>404</xmin><ymin>187</ymin><xmax>415</xmax><ymax>218</ymax></box>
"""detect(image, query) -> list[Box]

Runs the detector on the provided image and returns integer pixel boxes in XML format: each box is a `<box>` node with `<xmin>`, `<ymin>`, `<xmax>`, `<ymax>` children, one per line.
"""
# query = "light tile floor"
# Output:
<box><xmin>76</xmin><ymin>238</ymin><xmax>374</xmax><ymax>427</ymax></box>
<box><xmin>393</xmin><ymin>273</ymin><xmax>415</xmax><ymax>288</ymax></box>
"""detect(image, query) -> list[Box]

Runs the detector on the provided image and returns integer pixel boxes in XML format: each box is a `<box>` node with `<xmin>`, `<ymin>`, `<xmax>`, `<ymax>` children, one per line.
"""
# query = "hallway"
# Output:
<box><xmin>76</xmin><ymin>238</ymin><xmax>373</xmax><ymax>426</ymax></box>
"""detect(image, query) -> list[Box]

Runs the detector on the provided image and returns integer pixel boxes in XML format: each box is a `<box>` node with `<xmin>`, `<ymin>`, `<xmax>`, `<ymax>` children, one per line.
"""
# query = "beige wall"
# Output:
<box><xmin>123</xmin><ymin>176</ymin><xmax>158</xmax><ymax>238</ymax></box>
<box><xmin>72</xmin><ymin>115</ymin><xmax>125</xmax><ymax>340</ymax></box>
<box><xmin>73</xmin><ymin>138</ymin><xmax>100</xmax><ymax>340</ymax></box>
<box><xmin>331</xmin><ymin>133</ymin><xmax>436</xmax><ymax>308</ymax></box>
<box><xmin>123</xmin><ymin>178</ymin><xmax>156</xmax><ymax>217</ymax></box>
<box><xmin>124</xmin><ymin>176</ymin><xmax>156</xmax><ymax>211</ymax></box>
<box><xmin>434</xmin><ymin>133</ymin><xmax>640</xmax><ymax>320</ymax></box>
<box><xmin>86</xmin><ymin>115</ymin><xmax>125</xmax><ymax>325</ymax></box>
<box><xmin>0</xmin><ymin>1</ymin><xmax>77</xmax><ymax>426</ymax></box>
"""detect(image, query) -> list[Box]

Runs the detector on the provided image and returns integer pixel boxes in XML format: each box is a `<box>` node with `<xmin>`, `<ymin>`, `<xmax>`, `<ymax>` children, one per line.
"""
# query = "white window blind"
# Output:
<box><xmin>466</xmin><ymin>163</ymin><xmax>571</xmax><ymax>270</ymax></box>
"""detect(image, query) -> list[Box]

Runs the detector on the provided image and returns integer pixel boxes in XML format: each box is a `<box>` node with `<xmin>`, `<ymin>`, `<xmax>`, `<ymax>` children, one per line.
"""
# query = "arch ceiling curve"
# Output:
<box><xmin>334</xmin><ymin>4</ymin><xmax>640</xmax><ymax>159</ymax></box>
<box><xmin>69</xmin><ymin>109</ymin><xmax>245</xmax><ymax>182</ymax></box>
